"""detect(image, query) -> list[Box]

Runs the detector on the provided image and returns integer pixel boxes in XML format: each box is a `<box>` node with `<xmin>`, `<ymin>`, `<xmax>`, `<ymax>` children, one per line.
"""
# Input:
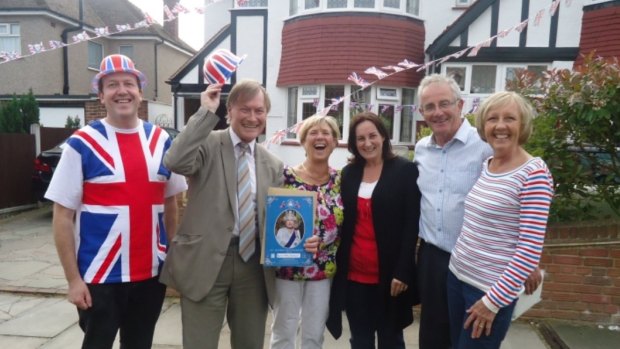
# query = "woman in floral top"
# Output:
<box><xmin>270</xmin><ymin>114</ymin><xmax>344</xmax><ymax>349</ymax></box>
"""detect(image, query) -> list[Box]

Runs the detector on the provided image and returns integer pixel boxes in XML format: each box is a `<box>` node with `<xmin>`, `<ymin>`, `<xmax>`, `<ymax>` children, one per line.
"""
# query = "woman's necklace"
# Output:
<box><xmin>299</xmin><ymin>162</ymin><xmax>329</xmax><ymax>185</ymax></box>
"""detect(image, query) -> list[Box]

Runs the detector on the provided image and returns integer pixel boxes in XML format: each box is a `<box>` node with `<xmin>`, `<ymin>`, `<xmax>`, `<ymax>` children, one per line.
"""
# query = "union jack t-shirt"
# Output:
<box><xmin>45</xmin><ymin>119</ymin><xmax>187</xmax><ymax>284</ymax></box>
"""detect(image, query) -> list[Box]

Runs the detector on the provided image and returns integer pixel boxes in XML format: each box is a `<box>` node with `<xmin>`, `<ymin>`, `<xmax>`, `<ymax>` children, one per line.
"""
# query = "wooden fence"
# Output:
<box><xmin>0</xmin><ymin>127</ymin><xmax>74</xmax><ymax>210</ymax></box>
<box><xmin>0</xmin><ymin>133</ymin><xmax>35</xmax><ymax>209</ymax></box>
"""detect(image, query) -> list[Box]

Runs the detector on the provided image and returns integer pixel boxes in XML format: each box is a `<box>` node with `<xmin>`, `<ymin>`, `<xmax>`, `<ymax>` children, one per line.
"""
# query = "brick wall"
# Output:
<box><xmin>84</xmin><ymin>100</ymin><xmax>149</xmax><ymax>124</ymax></box>
<box><xmin>525</xmin><ymin>220</ymin><xmax>620</xmax><ymax>325</ymax></box>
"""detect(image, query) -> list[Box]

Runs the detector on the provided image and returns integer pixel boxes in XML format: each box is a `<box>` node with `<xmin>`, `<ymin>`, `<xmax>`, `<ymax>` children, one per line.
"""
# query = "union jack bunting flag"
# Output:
<box><xmin>65</xmin><ymin>121</ymin><xmax>173</xmax><ymax>284</ymax></box>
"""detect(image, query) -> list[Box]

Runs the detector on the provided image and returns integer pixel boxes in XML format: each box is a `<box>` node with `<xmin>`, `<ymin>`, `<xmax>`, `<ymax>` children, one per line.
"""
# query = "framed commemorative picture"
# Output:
<box><xmin>261</xmin><ymin>187</ymin><xmax>316</xmax><ymax>267</ymax></box>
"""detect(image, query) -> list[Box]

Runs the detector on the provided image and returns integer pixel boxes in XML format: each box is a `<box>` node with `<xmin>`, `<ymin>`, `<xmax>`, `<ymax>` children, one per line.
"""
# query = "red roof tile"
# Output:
<box><xmin>277</xmin><ymin>13</ymin><xmax>425</xmax><ymax>88</ymax></box>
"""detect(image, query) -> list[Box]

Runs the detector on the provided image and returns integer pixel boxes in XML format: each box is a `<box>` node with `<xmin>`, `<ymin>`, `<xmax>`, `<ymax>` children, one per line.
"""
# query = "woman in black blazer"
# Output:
<box><xmin>327</xmin><ymin>112</ymin><xmax>421</xmax><ymax>348</ymax></box>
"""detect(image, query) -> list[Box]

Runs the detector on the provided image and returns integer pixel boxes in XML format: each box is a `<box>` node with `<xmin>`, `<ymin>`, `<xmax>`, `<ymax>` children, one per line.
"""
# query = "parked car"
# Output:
<box><xmin>568</xmin><ymin>146</ymin><xmax>620</xmax><ymax>185</ymax></box>
<box><xmin>32</xmin><ymin>126</ymin><xmax>180</xmax><ymax>201</ymax></box>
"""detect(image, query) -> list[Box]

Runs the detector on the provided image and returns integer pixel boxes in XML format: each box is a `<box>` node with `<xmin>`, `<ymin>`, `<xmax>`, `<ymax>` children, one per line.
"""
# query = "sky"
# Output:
<box><xmin>127</xmin><ymin>0</ymin><xmax>206</xmax><ymax>50</ymax></box>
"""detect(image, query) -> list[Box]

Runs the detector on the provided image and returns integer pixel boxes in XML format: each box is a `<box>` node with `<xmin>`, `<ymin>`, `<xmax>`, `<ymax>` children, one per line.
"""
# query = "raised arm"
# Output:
<box><xmin>164</xmin><ymin>84</ymin><xmax>223</xmax><ymax>175</ymax></box>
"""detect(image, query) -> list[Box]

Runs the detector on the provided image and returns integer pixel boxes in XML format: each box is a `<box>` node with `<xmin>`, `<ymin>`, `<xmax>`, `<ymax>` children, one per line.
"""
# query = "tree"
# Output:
<box><xmin>0</xmin><ymin>96</ymin><xmax>24</xmax><ymax>133</ymax></box>
<box><xmin>20</xmin><ymin>89</ymin><xmax>40</xmax><ymax>132</ymax></box>
<box><xmin>65</xmin><ymin>115</ymin><xmax>81</xmax><ymax>128</ymax></box>
<box><xmin>0</xmin><ymin>90</ymin><xmax>40</xmax><ymax>133</ymax></box>
<box><xmin>509</xmin><ymin>53</ymin><xmax>620</xmax><ymax>221</ymax></box>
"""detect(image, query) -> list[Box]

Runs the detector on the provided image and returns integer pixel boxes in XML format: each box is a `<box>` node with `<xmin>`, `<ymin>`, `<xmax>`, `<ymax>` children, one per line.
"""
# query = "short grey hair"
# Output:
<box><xmin>417</xmin><ymin>74</ymin><xmax>462</xmax><ymax>102</ymax></box>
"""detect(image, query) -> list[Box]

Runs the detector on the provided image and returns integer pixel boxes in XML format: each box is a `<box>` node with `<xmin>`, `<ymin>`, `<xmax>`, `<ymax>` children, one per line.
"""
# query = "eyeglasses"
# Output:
<box><xmin>420</xmin><ymin>100</ymin><xmax>458</xmax><ymax>114</ymax></box>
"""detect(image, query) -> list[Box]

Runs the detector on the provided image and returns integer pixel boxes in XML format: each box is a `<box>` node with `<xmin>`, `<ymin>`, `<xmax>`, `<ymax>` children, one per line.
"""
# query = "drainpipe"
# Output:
<box><xmin>172</xmin><ymin>83</ymin><xmax>180</xmax><ymax>130</ymax></box>
<box><xmin>154</xmin><ymin>39</ymin><xmax>164</xmax><ymax>100</ymax></box>
<box><xmin>61</xmin><ymin>0</ymin><xmax>84</xmax><ymax>95</ymax></box>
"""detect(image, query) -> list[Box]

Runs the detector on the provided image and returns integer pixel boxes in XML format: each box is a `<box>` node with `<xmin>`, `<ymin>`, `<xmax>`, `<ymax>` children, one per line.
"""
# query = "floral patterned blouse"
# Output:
<box><xmin>275</xmin><ymin>165</ymin><xmax>344</xmax><ymax>281</ymax></box>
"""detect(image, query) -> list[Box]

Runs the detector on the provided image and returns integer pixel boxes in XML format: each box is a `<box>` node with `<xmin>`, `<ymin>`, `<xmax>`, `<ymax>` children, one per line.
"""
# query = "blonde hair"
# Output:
<box><xmin>475</xmin><ymin>91</ymin><xmax>535</xmax><ymax>145</ymax></box>
<box><xmin>298</xmin><ymin>114</ymin><xmax>341</xmax><ymax>144</ymax></box>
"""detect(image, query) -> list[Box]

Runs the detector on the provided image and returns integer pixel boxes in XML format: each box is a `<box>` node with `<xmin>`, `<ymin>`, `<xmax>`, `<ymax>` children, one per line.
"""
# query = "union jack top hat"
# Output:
<box><xmin>92</xmin><ymin>54</ymin><xmax>146</xmax><ymax>93</ymax></box>
<box><xmin>203</xmin><ymin>49</ymin><xmax>246</xmax><ymax>85</ymax></box>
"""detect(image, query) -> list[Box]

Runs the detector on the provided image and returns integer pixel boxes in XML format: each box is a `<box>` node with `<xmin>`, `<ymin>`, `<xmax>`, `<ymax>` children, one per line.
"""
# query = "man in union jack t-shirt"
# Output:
<box><xmin>45</xmin><ymin>54</ymin><xmax>187</xmax><ymax>349</ymax></box>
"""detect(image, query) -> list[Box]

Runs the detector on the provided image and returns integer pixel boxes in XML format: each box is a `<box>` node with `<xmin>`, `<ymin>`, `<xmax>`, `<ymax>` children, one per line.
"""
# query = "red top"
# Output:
<box><xmin>348</xmin><ymin>196</ymin><xmax>379</xmax><ymax>284</ymax></box>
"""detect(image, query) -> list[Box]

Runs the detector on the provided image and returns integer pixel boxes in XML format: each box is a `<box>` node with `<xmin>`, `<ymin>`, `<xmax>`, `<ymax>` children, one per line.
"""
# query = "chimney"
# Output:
<box><xmin>163</xmin><ymin>0</ymin><xmax>179</xmax><ymax>38</ymax></box>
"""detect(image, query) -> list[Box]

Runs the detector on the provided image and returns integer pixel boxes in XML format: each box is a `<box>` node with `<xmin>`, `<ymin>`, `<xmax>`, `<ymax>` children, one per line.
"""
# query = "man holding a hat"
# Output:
<box><xmin>45</xmin><ymin>54</ymin><xmax>187</xmax><ymax>349</ymax></box>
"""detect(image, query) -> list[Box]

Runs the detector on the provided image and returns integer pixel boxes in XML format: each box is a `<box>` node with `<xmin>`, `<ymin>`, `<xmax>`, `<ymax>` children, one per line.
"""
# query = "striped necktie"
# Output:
<box><xmin>237</xmin><ymin>143</ymin><xmax>256</xmax><ymax>261</ymax></box>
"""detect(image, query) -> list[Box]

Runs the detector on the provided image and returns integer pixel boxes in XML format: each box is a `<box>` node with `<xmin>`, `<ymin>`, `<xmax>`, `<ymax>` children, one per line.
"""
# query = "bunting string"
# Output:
<box><xmin>264</xmin><ymin>0</ymin><xmax>570</xmax><ymax>147</ymax></box>
<box><xmin>0</xmin><ymin>1</ymin><xmax>571</xmax><ymax>146</ymax></box>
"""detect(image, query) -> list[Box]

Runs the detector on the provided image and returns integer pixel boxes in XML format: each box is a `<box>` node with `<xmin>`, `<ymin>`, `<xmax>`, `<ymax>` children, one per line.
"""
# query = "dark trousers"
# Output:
<box><xmin>78</xmin><ymin>277</ymin><xmax>166</xmax><ymax>349</ymax></box>
<box><xmin>447</xmin><ymin>271</ymin><xmax>516</xmax><ymax>349</ymax></box>
<box><xmin>417</xmin><ymin>240</ymin><xmax>452</xmax><ymax>349</ymax></box>
<box><xmin>345</xmin><ymin>281</ymin><xmax>405</xmax><ymax>349</ymax></box>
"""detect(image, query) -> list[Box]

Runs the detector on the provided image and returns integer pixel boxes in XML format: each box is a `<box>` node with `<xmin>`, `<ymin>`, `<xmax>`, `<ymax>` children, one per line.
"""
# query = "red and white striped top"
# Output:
<box><xmin>449</xmin><ymin>157</ymin><xmax>554</xmax><ymax>313</ymax></box>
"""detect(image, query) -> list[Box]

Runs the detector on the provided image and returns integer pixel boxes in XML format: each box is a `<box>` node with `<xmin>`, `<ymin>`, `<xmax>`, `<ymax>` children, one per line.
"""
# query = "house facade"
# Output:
<box><xmin>168</xmin><ymin>0</ymin><xmax>617</xmax><ymax>167</ymax></box>
<box><xmin>0</xmin><ymin>0</ymin><xmax>194</xmax><ymax>128</ymax></box>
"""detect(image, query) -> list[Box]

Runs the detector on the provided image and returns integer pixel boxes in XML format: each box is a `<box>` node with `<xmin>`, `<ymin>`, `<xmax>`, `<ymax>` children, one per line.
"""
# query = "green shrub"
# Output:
<box><xmin>65</xmin><ymin>115</ymin><xmax>81</xmax><ymax>128</ymax></box>
<box><xmin>509</xmin><ymin>53</ymin><xmax>620</xmax><ymax>222</ymax></box>
<box><xmin>0</xmin><ymin>90</ymin><xmax>40</xmax><ymax>133</ymax></box>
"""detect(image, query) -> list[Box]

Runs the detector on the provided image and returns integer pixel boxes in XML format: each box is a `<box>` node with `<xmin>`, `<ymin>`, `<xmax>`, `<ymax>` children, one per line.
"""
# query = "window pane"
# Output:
<box><xmin>384</xmin><ymin>0</ymin><xmax>400</xmax><ymax>8</ymax></box>
<box><xmin>327</xmin><ymin>0</ymin><xmax>347</xmax><ymax>8</ymax></box>
<box><xmin>305</xmin><ymin>0</ymin><xmax>320</xmax><ymax>9</ymax></box>
<box><xmin>406</xmin><ymin>0</ymin><xmax>419</xmax><ymax>14</ymax></box>
<box><xmin>119</xmin><ymin>45</ymin><xmax>134</xmax><ymax>60</ymax></box>
<box><xmin>302</xmin><ymin>102</ymin><xmax>316</xmax><ymax>120</ymax></box>
<box><xmin>400</xmin><ymin>88</ymin><xmax>415</xmax><ymax>142</ymax></box>
<box><xmin>350</xmin><ymin>86</ymin><xmax>371</xmax><ymax>118</ymax></box>
<box><xmin>527</xmin><ymin>65</ymin><xmax>547</xmax><ymax>78</ymax></box>
<box><xmin>354</xmin><ymin>0</ymin><xmax>375</xmax><ymax>8</ymax></box>
<box><xmin>88</xmin><ymin>42</ymin><xmax>103</xmax><ymax>69</ymax></box>
<box><xmin>471</xmin><ymin>65</ymin><xmax>496</xmax><ymax>94</ymax></box>
<box><xmin>238</xmin><ymin>0</ymin><xmax>268</xmax><ymax>6</ymax></box>
<box><xmin>290</xmin><ymin>0</ymin><xmax>298</xmax><ymax>15</ymax></box>
<box><xmin>287</xmin><ymin>87</ymin><xmax>298</xmax><ymax>138</ymax></box>
<box><xmin>378</xmin><ymin>104</ymin><xmax>394</xmax><ymax>138</ymax></box>
<box><xmin>446</xmin><ymin>67</ymin><xmax>466</xmax><ymax>91</ymax></box>
<box><xmin>0</xmin><ymin>23</ymin><xmax>20</xmax><ymax>54</ymax></box>
<box><xmin>325</xmin><ymin>85</ymin><xmax>345</xmax><ymax>137</ymax></box>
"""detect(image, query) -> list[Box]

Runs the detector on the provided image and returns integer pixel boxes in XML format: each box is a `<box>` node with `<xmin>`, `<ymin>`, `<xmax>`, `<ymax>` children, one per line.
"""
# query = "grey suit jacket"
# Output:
<box><xmin>160</xmin><ymin>108</ymin><xmax>283</xmax><ymax>303</ymax></box>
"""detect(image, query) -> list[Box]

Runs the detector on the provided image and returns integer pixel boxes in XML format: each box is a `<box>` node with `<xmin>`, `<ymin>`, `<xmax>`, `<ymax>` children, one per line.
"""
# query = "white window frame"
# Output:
<box><xmin>236</xmin><ymin>0</ymin><xmax>268</xmax><ymax>8</ymax></box>
<box><xmin>300</xmin><ymin>85</ymin><xmax>320</xmax><ymax>98</ymax></box>
<box><xmin>377</xmin><ymin>87</ymin><xmax>400</xmax><ymax>101</ymax></box>
<box><xmin>442</xmin><ymin>62</ymin><xmax>550</xmax><ymax>97</ymax></box>
<box><xmin>290</xmin><ymin>0</ymin><xmax>419</xmax><ymax>16</ymax></box>
<box><xmin>0</xmin><ymin>23</ymin><xmax>21</xmax><ymax>55</ymax></box>
<box><xmin>288</xmin><ymin>84</ymin><xmax>417</xmax><ymax>144</ymax></box>
<box><xmin>88</xmin><ymin>41</ymin><xmax>103</xmax><ymax>70</ymax></box>
<box><xmin>455</xmin><ymin>0</ymin><xmax>472</xmax><ymax>7</ymax></box>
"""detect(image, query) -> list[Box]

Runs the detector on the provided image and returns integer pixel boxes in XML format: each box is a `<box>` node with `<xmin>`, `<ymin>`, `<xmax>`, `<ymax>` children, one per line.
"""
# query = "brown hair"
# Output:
<box><xmin>347</xmin><ymin>112</ymin><xmax>395</xmax><ymax>165</ymax></box>
<box><xmin>226</xmin><ymin>79</ymin><xmax>271</xmax><ymax>114</ymax></box>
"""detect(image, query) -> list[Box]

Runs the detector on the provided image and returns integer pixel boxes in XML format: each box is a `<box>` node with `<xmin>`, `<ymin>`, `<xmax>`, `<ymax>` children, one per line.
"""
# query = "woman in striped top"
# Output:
<box><xmin>447</xmin><ymin>91</ymin><xmax>554</xmax><ymax>349</ymax></box>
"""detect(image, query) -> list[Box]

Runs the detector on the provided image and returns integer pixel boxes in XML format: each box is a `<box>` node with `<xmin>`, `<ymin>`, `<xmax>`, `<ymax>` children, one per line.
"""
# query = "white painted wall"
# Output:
<box><xmin>148</xmin><ymin>101</ymin><xmax>174</xmax><ymax>127</ymax></box>
<box><xmin>420</xmin><ymin>1</ymin><xmax>467</xmax><ymax>49</ymax></box>
<box><xmin>236</xmin><ymin>15</ymin><xmax>265</xmax><ymax>83</ymax></box>
<box><xmin>39</xmin><ymin>107</ymin><xmax>84</xmax><ymax>128</ymax></box>
<box><xmin>556</xmin><ymin>0</ymin><xmax>585</xmax><ymax>47</ymax></box>
<box><xmin>203</xmin><ymin>0</ymin><xmax>233</xmax><ymax>44</ymax></box>
<box><xmin>497</xmin><ymin>0</ymin><xmax>523</xmax><ymax>47</ymax></box>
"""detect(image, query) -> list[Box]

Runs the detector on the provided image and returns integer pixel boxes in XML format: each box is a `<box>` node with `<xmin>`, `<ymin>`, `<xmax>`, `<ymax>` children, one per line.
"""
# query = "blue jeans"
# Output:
<box><xmin>344</xmin><ymin>281</ymin><xmax>405</xmax><ymax>349</ymax></box>
<box><xmin>447</xmin><ymin>271</ymin><xmax>516</xmax><ymax>349</ymax></box>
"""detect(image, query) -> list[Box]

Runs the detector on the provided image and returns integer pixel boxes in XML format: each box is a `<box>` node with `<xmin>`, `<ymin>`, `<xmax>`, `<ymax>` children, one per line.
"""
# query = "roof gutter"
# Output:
<box><xmin>61</xmin><ymin>0</ymin><xmax>84</xmax><ymax>95</ymax></box>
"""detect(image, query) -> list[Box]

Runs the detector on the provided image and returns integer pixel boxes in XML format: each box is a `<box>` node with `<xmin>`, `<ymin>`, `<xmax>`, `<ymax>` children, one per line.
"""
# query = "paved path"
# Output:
<box><xmin>0</xmin><ymin>206</ymin><xmax>550</xmax><ymax>348</ymax></box>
